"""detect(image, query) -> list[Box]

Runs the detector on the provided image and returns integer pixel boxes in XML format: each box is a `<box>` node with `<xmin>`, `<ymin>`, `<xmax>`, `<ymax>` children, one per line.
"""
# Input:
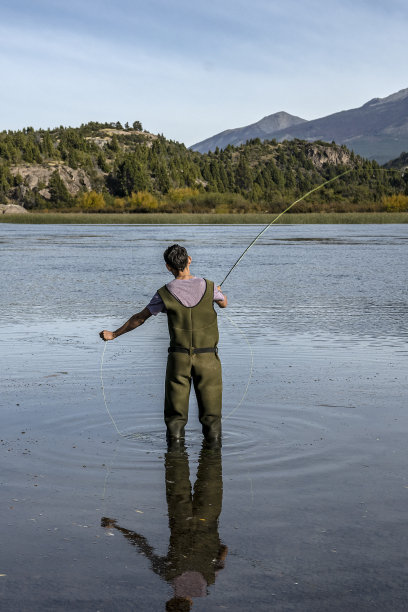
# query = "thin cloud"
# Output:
<box><xmin>0</xmin><ymin>0</ymin><xmax>406</xmax><ymax>144</ymax></box>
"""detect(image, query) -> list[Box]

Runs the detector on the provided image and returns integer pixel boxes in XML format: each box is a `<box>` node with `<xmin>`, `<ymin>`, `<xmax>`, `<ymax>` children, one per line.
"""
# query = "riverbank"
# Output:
<box><xmin>1</xmin><ymin>211</ymin><xmax>408</xmax><ymax>224</ymax></box>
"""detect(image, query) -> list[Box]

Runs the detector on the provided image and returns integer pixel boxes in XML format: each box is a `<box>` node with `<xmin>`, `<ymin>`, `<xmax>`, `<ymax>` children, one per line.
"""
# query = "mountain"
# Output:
<box><xmin>191</xmin><ymin>88</ymin><xmax>408</xmax><ymax>164</ymax></box>
<box><xmin>191</xmin><ymin>111</ymin><xmax>306</xmax><ymax>154</ymax></box>
<box><xmin>383</xmin><ymin>150</ymin><xmax>408</xmax><ymax>170</ymax></box>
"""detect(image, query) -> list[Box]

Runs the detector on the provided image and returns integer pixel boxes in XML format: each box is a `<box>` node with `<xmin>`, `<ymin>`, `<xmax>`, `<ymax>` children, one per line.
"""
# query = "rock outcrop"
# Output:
<box><xmin>1</xmin><ymin>204</ymin><xmax>29</xmax><ymax>214</ymax></box>
<box><xmin>306</xmin><ymin>144</ymin><xmax>352</xmax><ymax>169</ymax></box>
<box><xmin>9</xmin><ymin>163</ymin><xmax>93</xmax><ymax>197</ymax></box>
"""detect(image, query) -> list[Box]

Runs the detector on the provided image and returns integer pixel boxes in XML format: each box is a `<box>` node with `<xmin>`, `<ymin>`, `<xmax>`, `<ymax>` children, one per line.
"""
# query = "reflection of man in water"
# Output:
<box><xmin>102</xmin><ymin>442</ymin><xmax>227</xmax><ymax>610</ymax></box>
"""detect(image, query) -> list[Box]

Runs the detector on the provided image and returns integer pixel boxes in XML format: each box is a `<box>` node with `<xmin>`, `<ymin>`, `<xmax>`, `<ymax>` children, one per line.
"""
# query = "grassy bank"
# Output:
<box><xmin>1</xmin><ymin>212</ymin><xmax>408</xmax><ymax>224</ymax></box>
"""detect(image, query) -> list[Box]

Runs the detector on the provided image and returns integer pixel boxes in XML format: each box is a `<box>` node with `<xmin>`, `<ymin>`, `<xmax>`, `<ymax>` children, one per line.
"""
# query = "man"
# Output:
<box><xmin>100</xmin><ymin>244</ymin><xmax>227</xmax><ymax>442</ymax></box>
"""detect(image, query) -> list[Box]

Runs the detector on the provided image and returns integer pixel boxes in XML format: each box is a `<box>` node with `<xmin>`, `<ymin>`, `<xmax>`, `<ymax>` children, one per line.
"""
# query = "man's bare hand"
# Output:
<box><xmin>99</xmin><ymin>330</ymin><xmax>115</xmax><ymax>341</ymax></box>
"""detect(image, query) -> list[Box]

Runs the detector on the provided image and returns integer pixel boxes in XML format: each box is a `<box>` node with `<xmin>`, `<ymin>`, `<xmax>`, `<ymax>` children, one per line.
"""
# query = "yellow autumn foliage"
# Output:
<box><xmin>383</xmin><ymin>194</ymin><xmax>408</xmax><ymax>212</ymax></box>
<box><xmin>113</xmin><ymin>197</ymin><xmax>126</xmax><ymax>210</ymax></box>
<box><xmin>128</xmin><ymin>191</ymin><xmax>160</xmax><ymax>210</ymax></box>
<box><xmin>167</xmin><ymin>187</ymin><xmax>199</xmax><ymax>203</ymax></box>
<box><xmin>77</xmin><ymin>190</ymin><xmax>106</xmax><ymax>210</ymax></box>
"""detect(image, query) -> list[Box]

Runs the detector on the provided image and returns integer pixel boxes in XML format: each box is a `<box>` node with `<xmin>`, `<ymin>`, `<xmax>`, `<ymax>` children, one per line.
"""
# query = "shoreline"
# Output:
<box><xmin>1</xmin><ymin>212</ymin><xmax>408</xmax><ymax>224</ymax></box>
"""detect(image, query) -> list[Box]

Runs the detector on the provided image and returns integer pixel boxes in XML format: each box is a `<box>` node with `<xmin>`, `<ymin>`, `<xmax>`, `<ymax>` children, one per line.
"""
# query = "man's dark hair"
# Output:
<box><xmin>164</xmin><ymin>244</ymin><xmax>189</xmax><ymax>271</ymax></box>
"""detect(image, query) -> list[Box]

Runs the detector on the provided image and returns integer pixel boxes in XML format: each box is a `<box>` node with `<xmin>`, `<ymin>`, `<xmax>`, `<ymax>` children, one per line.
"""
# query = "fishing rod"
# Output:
<box><xmin>219</xmin><ymin>168</ymin><xmax>353</xmax><ymax>287</ymax></box>
<box><xmin>219</xmin><ymin>166</ymin><xmax>406</xmax><ymax>287</ymax></box>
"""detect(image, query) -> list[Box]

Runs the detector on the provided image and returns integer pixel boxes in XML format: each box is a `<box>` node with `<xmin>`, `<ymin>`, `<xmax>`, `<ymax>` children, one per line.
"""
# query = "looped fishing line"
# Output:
<box><xmin>100</xmin><ymin>323</ymin><xmax>251</xmax><ymax>435</ymax></box>
<box><xmin>222</xmin><ymin>313</ymin><xmax>254</xmax><ymax>420</ymax></box>
<box><xmin>100</xmin><ymin>341</ymin><xmax>143</xmax><ymax>440</ymax></box>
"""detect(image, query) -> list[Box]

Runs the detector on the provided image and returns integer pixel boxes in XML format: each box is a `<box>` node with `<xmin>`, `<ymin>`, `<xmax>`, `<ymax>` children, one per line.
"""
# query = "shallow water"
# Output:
<box><xmin>1</xmin><ymin>224</ymin><xmax>408</xmax><ymax>611</ymax></box>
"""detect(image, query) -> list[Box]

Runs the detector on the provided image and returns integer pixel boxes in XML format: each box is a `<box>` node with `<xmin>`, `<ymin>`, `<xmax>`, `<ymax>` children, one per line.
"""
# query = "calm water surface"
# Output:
<box><xmin>1</xmin><ymin>224</ymin><xmax>407</xmax><ymax>611</ymax></box>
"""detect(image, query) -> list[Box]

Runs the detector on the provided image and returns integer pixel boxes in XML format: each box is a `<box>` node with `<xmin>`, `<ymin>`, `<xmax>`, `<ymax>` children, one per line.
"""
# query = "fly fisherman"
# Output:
<box><xmin>99</xmin><ymin>244</ymin><xmax>227</xmax><ymax>443</ymax></box>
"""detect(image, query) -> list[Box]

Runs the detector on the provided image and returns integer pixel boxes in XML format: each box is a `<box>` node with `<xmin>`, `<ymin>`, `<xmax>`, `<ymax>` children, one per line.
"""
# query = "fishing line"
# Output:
<box><xmin>100</xmin><ymin>342</ymin><xmax>125</xmax><ymax>437</ymax></box>
<box><xmin>222</xmin><ymin>312</ymin><xmax>254</xmax><ymax>420</ymax></box>
<box><xmin>219</xmin><ymin>168</ymin><xmax>353</xmax><ymax>287</ymax></box>
<box><xmin>100</xmin><ymin>341</ymin><xmax>143</xmax><ymax>440</ymax></box>
<box><xmin>216</xmin><ymin>166</ymin><xmax>406</xmax><ymax>421</ymax></box>
<box><xmin>100</xmin><ymin>323</ymin><xmax>251</xmax><ymax>435</ymax></box>
<box><xmin>214</xmin><ymin>169</ymin><xmax>352</xmax><ymax>423</ymax></box>
<box><xmin>219</xmin><ymin>166</ymin><xmax>406</xmax><ymax>287</ymax></box>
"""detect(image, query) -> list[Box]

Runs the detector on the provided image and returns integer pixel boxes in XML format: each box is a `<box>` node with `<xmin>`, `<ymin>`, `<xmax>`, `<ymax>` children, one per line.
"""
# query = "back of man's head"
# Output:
<box><xmin>164</xmin><ymin>244</ymin><xmax>189</xmax><ymax>271</ymax></box>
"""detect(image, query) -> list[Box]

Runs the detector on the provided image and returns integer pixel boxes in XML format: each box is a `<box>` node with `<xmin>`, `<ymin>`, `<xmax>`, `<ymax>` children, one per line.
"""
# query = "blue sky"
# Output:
<box><xmin>0</xmin><ymin>0</ymin><xmax>406</xmax><ymax>145</ymax></box>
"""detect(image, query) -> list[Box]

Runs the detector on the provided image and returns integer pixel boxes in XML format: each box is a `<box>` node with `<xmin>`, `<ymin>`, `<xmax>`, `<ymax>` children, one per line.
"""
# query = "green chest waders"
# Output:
<box><xmin>158</xmin><ymin>279</ymin><xmax>222</xmax><ymax>440</ymax></box>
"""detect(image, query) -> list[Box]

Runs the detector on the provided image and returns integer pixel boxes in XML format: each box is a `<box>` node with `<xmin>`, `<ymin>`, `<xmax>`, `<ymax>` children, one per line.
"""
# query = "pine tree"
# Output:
<box><xmin>97</xmin><ymin>152</ymin><xmax>109</xmax><ymax>173</ymax></box>
<box><xmin>156</xmin><ymin>164</ymin><xmax>171</xmax><ymax>194</ymax></box>
<box><xmin>48</xmin><ymin>170</ymin><xmax>72</xmax><ymax>207</ymax></box>
<box><xmin>115</xmin><ymin>154</ymin><xmax>151</xmax><ymax>196</ymax></box>
<box><xmin>235</xmin><ymin>155</ymin><xmax>253</xmax><ymax>192</ymax></box>
<box><xmin>41</xmin><ymin>131</ymin><xmax>54</xmax><ymax>158</ymax></box>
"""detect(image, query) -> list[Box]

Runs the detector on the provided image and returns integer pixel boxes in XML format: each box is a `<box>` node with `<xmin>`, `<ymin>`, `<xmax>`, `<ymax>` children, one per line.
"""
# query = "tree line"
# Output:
<box><xmin>0</xmin><ymin>122</ymin><xmax>407</xmax><ymax>212</ymax></box>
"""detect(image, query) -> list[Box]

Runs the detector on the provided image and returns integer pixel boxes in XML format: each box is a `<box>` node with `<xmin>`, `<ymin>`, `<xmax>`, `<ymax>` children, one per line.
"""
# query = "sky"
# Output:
<box><xmin>0</xmin><ymin>0</ymin><xmax>407</xmax><ymax>146</ymax></box>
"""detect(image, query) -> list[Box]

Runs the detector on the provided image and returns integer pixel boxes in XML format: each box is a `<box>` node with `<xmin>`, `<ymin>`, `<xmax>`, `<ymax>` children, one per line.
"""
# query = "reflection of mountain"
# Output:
<box><xmin>102</xmin><ymin>441</ymin><xmax>226</xmax><ymax>609</ymax></box>
<box><xmin>191</xmin><ymin>88</ymin><xmax>408</xmax><ymax>164</ymax></box>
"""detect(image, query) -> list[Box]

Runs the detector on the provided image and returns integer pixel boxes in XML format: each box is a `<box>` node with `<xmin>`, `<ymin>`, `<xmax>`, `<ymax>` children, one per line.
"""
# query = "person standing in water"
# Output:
<box><xmin>100</xmin><ymin>244</ymin><xmax>227</xmax><ymax>443</ymax></box>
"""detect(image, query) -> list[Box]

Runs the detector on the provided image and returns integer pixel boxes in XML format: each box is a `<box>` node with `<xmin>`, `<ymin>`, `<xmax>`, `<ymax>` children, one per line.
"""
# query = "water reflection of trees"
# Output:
<box><xmin>102</xmin><ymin>441</ymin><xmax>227</xmax><ymax>610</ymax></box>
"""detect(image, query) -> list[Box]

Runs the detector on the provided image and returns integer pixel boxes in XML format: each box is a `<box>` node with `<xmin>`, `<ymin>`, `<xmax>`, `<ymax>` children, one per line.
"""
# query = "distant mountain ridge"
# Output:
<box><xmin>193</xmin><ymin>111</ymin><xmax>306</xmax><ymax>152</ymax></box>
<box><xmin>191</xmin><ymin>88</ymin><xmax>408</xmax><ymax>164</ymax></box>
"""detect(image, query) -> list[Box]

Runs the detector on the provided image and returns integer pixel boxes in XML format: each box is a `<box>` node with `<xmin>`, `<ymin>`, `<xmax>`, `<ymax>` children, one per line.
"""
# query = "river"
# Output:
<box><xmin>1</xmin><ymin>223</ymin><xmax>407</xmax><ymax>611</ymax></box>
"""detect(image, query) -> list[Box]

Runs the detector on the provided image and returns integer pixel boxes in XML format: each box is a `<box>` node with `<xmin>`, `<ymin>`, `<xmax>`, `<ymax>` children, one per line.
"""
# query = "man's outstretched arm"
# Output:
<box><xmin>101</xmin><ymin>517</ymin><xmax>167</xmax><ymax>579</ymax></box>
<box><xmin>99</xmin><ymin>307</ymin><xmax>152</xmax><ymax>341</ymax></box>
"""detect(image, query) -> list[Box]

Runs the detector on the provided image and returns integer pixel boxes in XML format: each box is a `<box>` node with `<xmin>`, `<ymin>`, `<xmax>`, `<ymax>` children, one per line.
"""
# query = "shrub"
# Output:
<box><xmin>167</xmin><ymin>187</ymin><xmax>199</xmax><ymax>203</ymax></box>
<box><xmin>128</xmin><ymin>191</ymin><xmax>160</xmax><ymax>211</ymax></box>
<box><xmin>76</xmin><ymin>190</ymin><xmax>106</xmax><ymax>210</ymax></box>
<box><xmin>383</xmin><ymin>194</ymin><xmax>408</xmax><ymax>212</ymax></box>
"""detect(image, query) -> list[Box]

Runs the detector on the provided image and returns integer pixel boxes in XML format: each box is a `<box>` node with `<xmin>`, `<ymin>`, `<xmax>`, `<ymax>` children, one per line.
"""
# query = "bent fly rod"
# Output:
<box><xmin>219</xmin><ymin>168</ymin><xmax>353</xmax><ymax>288</ymax></box>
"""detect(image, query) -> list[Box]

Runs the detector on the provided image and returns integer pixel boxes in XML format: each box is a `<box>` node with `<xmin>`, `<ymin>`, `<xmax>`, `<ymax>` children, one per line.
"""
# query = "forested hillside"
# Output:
<box><xmin>0</xmin><ymin>121</ymin><xmax>407</xmax><ymax>213</ymax></box>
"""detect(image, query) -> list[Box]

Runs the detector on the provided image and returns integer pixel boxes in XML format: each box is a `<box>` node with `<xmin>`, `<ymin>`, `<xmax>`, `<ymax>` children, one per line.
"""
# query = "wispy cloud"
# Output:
<box><xmin>0</xmin><ymin>0</ymin><xmax>406</xmax><ymax>144</ymax></box>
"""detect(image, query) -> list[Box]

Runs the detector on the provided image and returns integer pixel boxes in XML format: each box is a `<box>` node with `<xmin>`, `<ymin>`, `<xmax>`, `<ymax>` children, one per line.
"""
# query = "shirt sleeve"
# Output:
<box><xmin>213</xmin><ymin>285</ymin><xmax>225</xmax><ymax>302</ymax></box>
<box><xmin>146</xmin><ymin>292</ymin><xmax>166</xmax><ymax>315</ymax></box>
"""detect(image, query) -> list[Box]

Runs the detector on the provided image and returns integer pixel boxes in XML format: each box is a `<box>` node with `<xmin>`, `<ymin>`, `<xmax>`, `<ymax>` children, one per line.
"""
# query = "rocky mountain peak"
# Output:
<box><xmin>191</xmin><ymin>87</ymin><xmax>408</xmax><ymax>163</ymax></box>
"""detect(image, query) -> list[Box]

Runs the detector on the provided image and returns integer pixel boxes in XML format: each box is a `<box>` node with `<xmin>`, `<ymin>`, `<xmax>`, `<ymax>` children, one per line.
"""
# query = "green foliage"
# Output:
<box><xmin>0</xmin><ymin>121</ymin><xmax>407</xmax><ymax>212</ymax></box>
<box><xmin>107</xmin><ymin>134</ymin><xmax>120</xmax><ymax>153</ymax></box>
<box><xmin>48</xmin><ymin>170</ymin><xmax>73</xmax><ymax>207</ymax></box>
<box><xmin>114</xmin><ymin>154</ymin><xmax>151</xmax><ymax>196</ymax></box>
<box><xmin>97</xmin><ymin>151</ymin><xmax>109</xmax><ymax>172</ymax></box>
<box><xmin>0</xmin><ymin>162</ymin><xmax>13</xmax><ymax>203</ymax></box>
